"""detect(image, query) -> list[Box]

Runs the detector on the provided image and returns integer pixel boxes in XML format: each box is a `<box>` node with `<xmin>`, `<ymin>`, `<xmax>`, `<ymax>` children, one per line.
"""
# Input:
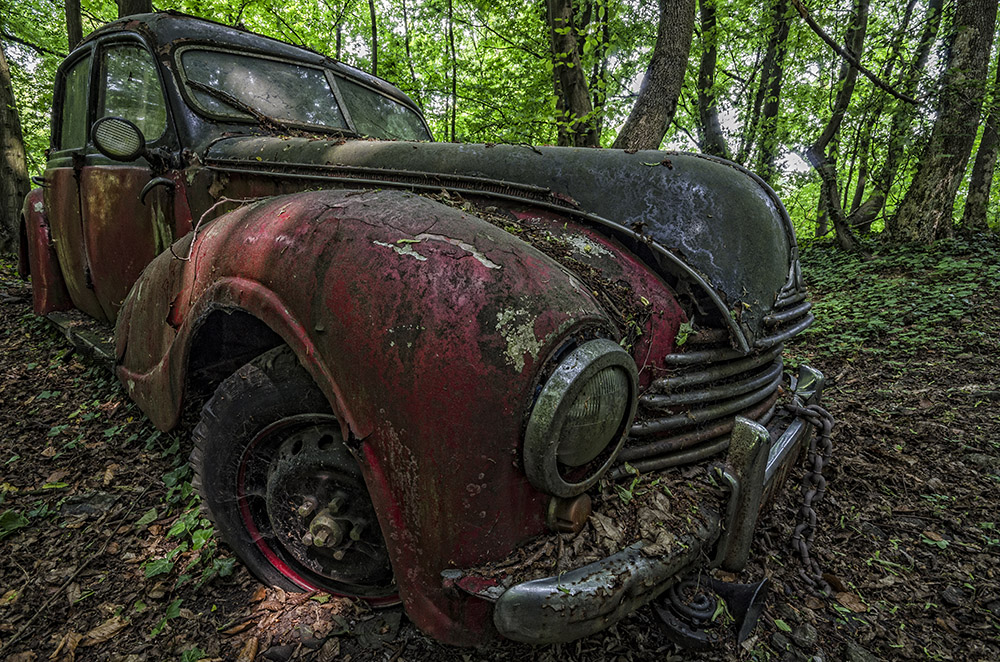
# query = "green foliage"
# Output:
<box><xmin>793</xmin><ymin>236</ymin><xmax>1000</xmax><ymax>359</ymax></box>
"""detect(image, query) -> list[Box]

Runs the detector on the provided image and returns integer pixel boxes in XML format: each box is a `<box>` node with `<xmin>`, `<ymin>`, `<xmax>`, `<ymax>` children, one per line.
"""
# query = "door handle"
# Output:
<box><xmin>140</xmin><ymin>177</ymin><xmax>176</xmax><ymax>205</ymax></box>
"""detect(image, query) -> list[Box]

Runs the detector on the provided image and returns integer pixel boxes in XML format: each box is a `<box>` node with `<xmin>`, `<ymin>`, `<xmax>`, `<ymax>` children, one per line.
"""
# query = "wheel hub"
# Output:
<box><xmin>261</xmin><ymin>422</ymin><xmax>393</xmax><ymax>590</ymax></box>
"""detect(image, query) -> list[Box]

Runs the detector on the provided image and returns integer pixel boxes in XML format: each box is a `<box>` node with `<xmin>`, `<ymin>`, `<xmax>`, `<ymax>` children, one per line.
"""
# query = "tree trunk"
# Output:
<box><xmin>547</xmin><ymin>0</ymin><xmax>599</xmax><ymax>147</ymax></box>
<box><xmin>0</xmin><ymin>44</ymin><xmax>29</xmax><ymax>254</ymax></box>
<box><xmin>805</xmin><ymin>0</ymin><xmax>869</xmax><ymax>252</ymax></box>
<box><xmin>368</xmin><ymin>0</ymin><xmax>378</xmax><ymax>76</ymax></box>
<box><xmin>401</xmin><ymin>0</ymin><xmax>422</xmax><ymax>109</ymax></box>
<box><xmin>117</xmin><ymin>0</ymin><xmax>151</xmax><ymax>18</ymax></box>
<box><xmin>854</xmin><ymin>0</ymin><xmax>942</xmax><ymax>233</ymax></box>
<box><xmin>448</xmin><ymin>0</ymin><xmax>457</xmax><ymax>141</ymax></box>
<box><xmin>960</xmin><ymin>43</ymin><xmax>1000</xmax><ymax>232</ymax></box>
<box><xmin>67</xmin><ymin>0</ymin><xmax>83</xmax><ymax>50</ymax></box>
<box><xmin>892</xmin><ymin>0</ymin><xmax>998</xmax><ymax>242</ymax></box>
<box><xmin>696</xmin><ymin>0</ymin><xmax>730</xmax><ymax>158</ymax></box>
<box><xmin>611</xmin><ymin>0</ymin><xmax>695</xmax><ymax>151</ymax></box>
<box><xmin>752</xmin><ymin>0</ymin><xmax>790</xmax><ymax>183</ymax></box>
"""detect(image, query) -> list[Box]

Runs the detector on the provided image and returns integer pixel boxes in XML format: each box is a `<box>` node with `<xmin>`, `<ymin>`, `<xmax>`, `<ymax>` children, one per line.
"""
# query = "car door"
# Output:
<box><xmin>45</xmin><ymin>48</ymin><xmax>108</xmax><ymax>322</ymax></box>
<box><xmin>79</xmin><ymin>39</ymin><xmax>176</xmax><ymax>322</ymax></box>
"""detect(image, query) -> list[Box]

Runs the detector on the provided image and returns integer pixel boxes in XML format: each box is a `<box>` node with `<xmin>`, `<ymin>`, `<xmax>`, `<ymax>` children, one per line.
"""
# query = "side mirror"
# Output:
<box><xmin>91</xmin><ymin>116</ymin><xmax>147</xmax><ymax>161</ymax></box>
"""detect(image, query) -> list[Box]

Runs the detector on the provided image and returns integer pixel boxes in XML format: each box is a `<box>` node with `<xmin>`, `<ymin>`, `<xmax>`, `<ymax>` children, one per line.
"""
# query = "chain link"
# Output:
<box><xmin>784</xmin><ymin>402</ymin><xmax>836</xmax><ymax>597</ymax></box>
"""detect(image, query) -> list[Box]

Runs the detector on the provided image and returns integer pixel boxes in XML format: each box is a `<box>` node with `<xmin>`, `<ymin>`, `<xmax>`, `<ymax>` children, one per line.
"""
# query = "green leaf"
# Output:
<box><xmin>136</xmin><ymin>508</ymin><xmax>158</xmax><ymax>528</ymax></box>
<box><xmin>144</xmin><ymin>558</ymin><xmax>175</xmax><ymax>578</ymax></box>
<box><xmin>0</xmin><ymin>510</ymin><xmax>30</xmax><ymax>539</ymax></box>
<box><xmin>775</xmin><ymin>619</ymin><xmax>792</xmax><ymax>632</ymax></box>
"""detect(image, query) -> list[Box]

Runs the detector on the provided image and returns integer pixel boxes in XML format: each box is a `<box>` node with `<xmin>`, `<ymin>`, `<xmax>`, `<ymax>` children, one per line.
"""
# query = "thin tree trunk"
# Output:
<box><xmin>589</xmin><ymin>0</ymin><xmax>611</xmax><ymax>140</ymax></box>
<box><xmin>368</xmin><ymin>0</ymin><xmax>378</xmax><ymax>76</ymax></box>
<box><xmin>401</xmin><ymin>0</ymin><xmax>422</xmax><ymax>109</ymax></box>
<box><xmin>893</xmin><ymin>0</ymin><xmax>998</xmax><ymax>242</ymax></box>
<box><xmin>853</xmin><ymin>0</ymin><xmax>942</xmax><ymax>232</ymax></box>
<box><xmin>0</xmin><ymin>44</ymin><xmax>29</xmax><ymax>254</ymax></box>
<box><xmin>66</xmin><ymin>0</ymin><xmax>83</xmax><ymax>50</ymax></box>
<box><xmin>961</xmin><ymin>43</ymin><xmax>1000</xmax><ymax>232</ymax></box>
<box><xmin>547</xmin><ymin>0</ymin><xmax>599</xmax><ymax>146</ymax></box>
<box><xmin>697</xmin><ymin>0</ymin><xmax>730</xmax><ymax>158</ymax></box>
<box><xmin>752</xmin><ymin>0</ymin><xmax>790</xmax><ymax>183</ymax></box>
<box><xmin>448</xmin><ymin>0</ymin><xmax>457</xmax><ymax>142</ymax></box>
<box><xmin>116</xmin><ymin>0</ymin><xmax>151</xmax><ymax>17</ymax></box>
<box><xmin>805</xmin><ymin>0</ymin><xmax>869</xmax><ymax>252</ymax></box>
<box><xmin>612</xmin><ymin>0</ymin><xmax>695</xmax><ymax>151</ymax></box>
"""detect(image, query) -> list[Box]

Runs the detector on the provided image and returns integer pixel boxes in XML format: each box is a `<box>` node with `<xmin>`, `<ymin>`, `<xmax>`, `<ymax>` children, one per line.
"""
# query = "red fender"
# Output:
<box><xmin>20</xmin><ymin>189</ymin><xmax>73</xmax><ymax>315</ymax></box>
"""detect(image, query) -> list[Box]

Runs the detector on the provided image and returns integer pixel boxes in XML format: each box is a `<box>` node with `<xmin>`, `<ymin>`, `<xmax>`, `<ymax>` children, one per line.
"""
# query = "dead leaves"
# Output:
<box><xmin>48</xmin><ymin>616</ymin><xmax>130</xmax><ymax>661</ymax></box>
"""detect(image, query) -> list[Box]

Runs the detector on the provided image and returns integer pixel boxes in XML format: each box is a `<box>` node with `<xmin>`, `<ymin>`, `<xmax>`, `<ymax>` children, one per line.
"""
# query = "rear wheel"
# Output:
<box><xmin>190</xmin><ymin>346</ymin><xmax>396</xmax><ymax>602</ymax></box>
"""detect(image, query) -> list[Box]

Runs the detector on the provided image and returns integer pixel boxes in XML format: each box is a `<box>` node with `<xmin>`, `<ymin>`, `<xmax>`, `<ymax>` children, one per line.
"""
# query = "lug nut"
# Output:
<box><xmin>297</xmin><ymin>497</ymin><xmax>318</xmax><ymax>518</ymax></box>
<box><xmin>302</xmin><ymin>532</ymin><xmax>314</xmax><ymax>546</ymax></box>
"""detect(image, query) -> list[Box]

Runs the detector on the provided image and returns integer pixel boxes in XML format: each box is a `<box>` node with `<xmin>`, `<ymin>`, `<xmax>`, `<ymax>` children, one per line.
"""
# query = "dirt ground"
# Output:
<box><xmin>1</xmin><ymin>237</ymin><xmax>998</xmax><ymax>661</ymax></box>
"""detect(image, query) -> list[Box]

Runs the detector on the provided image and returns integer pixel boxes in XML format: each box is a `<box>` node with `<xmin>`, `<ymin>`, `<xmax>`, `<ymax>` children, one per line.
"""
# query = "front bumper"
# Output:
<box><xmin>488</xmin><ymin>364</ymin><xmax>825</xmax><ymax>644</ymax></box>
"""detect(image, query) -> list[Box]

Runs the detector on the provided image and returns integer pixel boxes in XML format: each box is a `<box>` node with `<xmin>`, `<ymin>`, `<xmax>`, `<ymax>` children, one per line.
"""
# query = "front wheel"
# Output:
<box><xmin>190</xmin><ymin>346</ymin><xmax>396</xmax><ymax>602</ymax></box>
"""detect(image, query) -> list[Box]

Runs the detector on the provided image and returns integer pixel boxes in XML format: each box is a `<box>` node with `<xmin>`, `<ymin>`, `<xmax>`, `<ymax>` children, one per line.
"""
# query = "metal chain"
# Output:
<box><xmin>784</xmin><ymin>403</ymin><xmax>835</xmax><ymax>597</ymax></box>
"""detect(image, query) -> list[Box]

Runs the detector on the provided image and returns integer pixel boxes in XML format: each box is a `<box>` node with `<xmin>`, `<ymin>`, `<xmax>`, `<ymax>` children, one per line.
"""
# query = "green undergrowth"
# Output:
<box><xmin>792</xmin><ymin>234</ymin><xmax>1000</xmax><ymax>361</ymax></box>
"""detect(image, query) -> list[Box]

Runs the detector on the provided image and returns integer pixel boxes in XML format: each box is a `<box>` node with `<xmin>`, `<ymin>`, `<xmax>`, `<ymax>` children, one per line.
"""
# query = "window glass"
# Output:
<box><xmin>336</xmin><ymin>77</ymin><xmax>430</xmax><ymax>141</ymax></box>
<box><xmin>180</xmin><ymin>49</ymin><xmax>348</xmax><ymax>130</ymax></box>
<box><xmin>59</xmin><ymin>55</ymin><xmax>91</xmax><ymax>150</ymax></box>
<box><xmin>101</xmin><ymin>44</ymin><xmax>167</xmax><ymax>142</ymax></box>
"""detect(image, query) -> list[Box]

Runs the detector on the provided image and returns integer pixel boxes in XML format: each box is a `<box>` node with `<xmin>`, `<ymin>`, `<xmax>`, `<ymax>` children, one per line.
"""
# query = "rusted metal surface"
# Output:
<box><xmin>116</xmin><ymin>188</ymin><xmax>612</xmax><ymax>644</ymax></box>
<box><xmin>203</xmin><ymin>136</ymin><xmax>793</xmax><ymax>348</ymax></box>
<box><xmin>20</xmin><ymin>189</ymin><xmax>73</xmax><ymax>315</ymax></box>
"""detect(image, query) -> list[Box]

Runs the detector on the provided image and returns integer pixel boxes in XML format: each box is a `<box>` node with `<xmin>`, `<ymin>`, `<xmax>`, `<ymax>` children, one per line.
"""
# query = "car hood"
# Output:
<box><xmin>203</xmin><ymin>136</ymin><xmax>798</xmax><ymax>349</ymax></box>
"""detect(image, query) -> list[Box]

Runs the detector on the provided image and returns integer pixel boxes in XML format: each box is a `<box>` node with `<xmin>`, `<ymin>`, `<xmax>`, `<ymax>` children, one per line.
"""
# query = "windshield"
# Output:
<box><xmin>179</xmin><ymin>48</ymin><xmax>430</xmax><ymax>141</ymax></box>
<box><xmin>180</xmin><ymin>49</ymin><xmax>348</xmax><ymax>131</ymax></box>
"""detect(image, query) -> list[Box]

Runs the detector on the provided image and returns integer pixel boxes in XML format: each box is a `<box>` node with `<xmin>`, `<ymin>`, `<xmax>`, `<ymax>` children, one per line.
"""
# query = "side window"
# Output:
<box><xmin>58</xmin><ymin>55</ymin><xmax>92</xmax><ymax>150</ymax></box>
<box><xmin>101</xmin><ymin>44</ymin><xmax>167</xmax><ymax>142</ymax></box>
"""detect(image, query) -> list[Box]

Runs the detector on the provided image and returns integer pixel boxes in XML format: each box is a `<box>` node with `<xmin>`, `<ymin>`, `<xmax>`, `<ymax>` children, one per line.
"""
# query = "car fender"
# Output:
<box><xmin>20</xmin><ymin>188</ymin><xmax>73</xmax><ymax>315</ymax></box>
<box><xmin>116</xmin><ymin>187</ymin><xmax>614</xmax><ymax>644</ymax></box>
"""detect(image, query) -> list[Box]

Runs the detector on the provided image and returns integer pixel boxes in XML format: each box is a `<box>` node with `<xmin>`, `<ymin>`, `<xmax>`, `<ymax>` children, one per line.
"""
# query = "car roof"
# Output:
<box><xmin>82</xmin><ymin>11</ymin><xmax>420</xmax><ymax>112</ymax></box>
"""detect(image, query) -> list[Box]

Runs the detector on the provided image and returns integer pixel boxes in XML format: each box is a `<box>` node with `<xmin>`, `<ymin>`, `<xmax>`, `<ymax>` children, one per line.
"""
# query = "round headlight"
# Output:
<box><xmin>523</xmin><ymin>338</ymin><xmax>638</xmax><ymax>497</ymax></box>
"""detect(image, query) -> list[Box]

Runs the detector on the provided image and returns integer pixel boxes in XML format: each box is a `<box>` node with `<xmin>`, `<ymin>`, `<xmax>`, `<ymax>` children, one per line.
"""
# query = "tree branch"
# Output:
<box><xmin>790</xmin><ymin>0</ymin><xmax>918</xmax><ymax>105</ymax></box>
<box><xmin>0</xmin><ymin>30</ymin><xmax>65</xmax><ymax>58</ymax></box>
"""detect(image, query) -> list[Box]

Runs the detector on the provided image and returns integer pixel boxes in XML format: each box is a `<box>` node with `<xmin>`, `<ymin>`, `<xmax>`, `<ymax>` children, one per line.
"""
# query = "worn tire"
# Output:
<box><xmin>191</xmin><ymin>346</ymin><xmax>396</xmax><ymax>601</ymax></box>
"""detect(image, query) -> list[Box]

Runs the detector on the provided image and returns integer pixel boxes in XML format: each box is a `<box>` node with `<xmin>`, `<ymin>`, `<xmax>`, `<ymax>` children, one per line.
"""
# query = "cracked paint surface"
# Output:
<box><xmin>372</xmin><ymin>240</ymin><xmax>428</xmax><ymax>261</ymax></box>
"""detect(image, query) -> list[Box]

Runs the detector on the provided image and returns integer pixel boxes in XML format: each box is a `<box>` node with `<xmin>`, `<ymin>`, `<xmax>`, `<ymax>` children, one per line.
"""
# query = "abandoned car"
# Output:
<box><xmin>19</xmin><ymin>11</ymin><xmax>824</xmax><ymax>648</ymax></box>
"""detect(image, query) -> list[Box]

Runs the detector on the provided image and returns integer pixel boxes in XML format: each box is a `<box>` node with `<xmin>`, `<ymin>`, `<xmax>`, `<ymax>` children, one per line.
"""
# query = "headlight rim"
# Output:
<box><xmin>523</xmin><ymin>338</ymin><xmax>638</xmax><ymax>497</ymax></box>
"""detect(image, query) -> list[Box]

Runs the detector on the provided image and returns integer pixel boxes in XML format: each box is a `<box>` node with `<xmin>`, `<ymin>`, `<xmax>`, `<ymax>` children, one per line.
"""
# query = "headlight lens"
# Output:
<box><xmin>523</xmin><ymin>338</ymin><xmax>638</xmax><ymax>497</ymax></box>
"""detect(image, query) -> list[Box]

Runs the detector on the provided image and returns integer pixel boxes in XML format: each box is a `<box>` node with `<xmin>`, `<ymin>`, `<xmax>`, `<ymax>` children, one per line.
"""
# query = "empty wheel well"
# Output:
<box><xmin>186</xmin><ymin>307</ymin><xmax>285</xmax><ymax>398</ymax></box>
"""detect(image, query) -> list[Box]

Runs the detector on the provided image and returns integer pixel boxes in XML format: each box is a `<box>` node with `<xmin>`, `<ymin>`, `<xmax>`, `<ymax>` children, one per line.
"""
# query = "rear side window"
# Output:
<box><xmin>336</xmin><ymin>77</ymin><xmax>430</xmax><ymax>141</ymax></box>
<box><xmin>58</xmin><ymin>55</ymin><xmax>91</xmax><ymax>150</ymax></box>
<box><xmin>101</xmin><ymin>44</ymin><xmax>167</xmax><ymax>142</ymax></box>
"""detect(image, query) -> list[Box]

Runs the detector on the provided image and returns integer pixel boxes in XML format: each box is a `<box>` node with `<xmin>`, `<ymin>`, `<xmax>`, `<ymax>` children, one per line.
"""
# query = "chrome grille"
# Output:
<box><xmin>609</xmin><ymin>264</ymin><xmax>814</xmax><ymax>480</ymax></box>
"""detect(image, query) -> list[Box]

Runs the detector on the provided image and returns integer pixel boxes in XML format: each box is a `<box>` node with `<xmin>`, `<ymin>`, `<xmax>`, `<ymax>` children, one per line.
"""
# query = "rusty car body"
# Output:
<box><xmin>19</xmin><ymin>12</ymin><xmax>823</xmax><ymax>648</ymax></box>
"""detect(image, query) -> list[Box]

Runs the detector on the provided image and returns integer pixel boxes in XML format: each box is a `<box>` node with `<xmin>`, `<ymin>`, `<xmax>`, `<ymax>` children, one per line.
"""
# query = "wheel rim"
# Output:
<box><xmin>235</xmin><ymin>413</ymin><xmax>396</xmax><ymax>601</ymax></box>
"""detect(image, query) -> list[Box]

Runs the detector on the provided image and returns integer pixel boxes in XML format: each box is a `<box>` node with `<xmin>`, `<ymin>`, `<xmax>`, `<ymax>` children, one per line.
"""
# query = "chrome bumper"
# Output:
<box><xmin>491</xmin><ymin>365</ymin><xmax>825</xmax><ymax>644</ymax></box>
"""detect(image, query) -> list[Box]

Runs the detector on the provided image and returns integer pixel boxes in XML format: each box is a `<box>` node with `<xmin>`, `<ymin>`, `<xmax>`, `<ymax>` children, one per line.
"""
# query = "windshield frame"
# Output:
<box><xmin>174</xmin><ymin>44</ymin><xmax>430</xmax><ymax>140</ymax></box>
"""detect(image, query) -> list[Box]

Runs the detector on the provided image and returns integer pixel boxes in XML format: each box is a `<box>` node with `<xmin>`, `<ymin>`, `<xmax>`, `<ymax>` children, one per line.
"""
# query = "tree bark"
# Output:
<box><xmin>696</xmin><ymin>0</ymin><xmax>730</xmax><ymax>158</ymax></box>
<box><xmin>368</xmin><ymin>0</ymin><xmax>378</xmax><ymax>76</ymax></box>
<box><xmin>960</xmin><ymin>43</ymin><xmax>1000</xmax><ymax>232</ymax></box>
<box><xmin>116</xmin><ymin>0</ymin><xmax>151</xmax><ymax>18</ymax></box>
<box><xmin>448</xmin><ymin>0</ymin><xmax>457</xmax><ymax>141</ymax></box>
<box><xmin>892</xmin><ymin>0</ymin><xmax>998</xmax><ymax>242</ymax></box>
<box><xmin>805</xmin><ymin>0</ymin><xmax>869</xmax><ymax>252</ymax></box>
<box><xmin>611</xmin><ymin>0</ymin><xmax>695</xmax><ymax>151</ymax></box>
<box><xmin>752</xmin><ymin>0</ymin><xmax>790</xmax><ymax>184</ymax></box>
<box><xmin>547</xmin><ymin>0</ymin><xmax>599</xmax><ymax>147</ymax></box>
<box><xmin>66</xmin><ymin>0</ymin><xmax>83</xmax><ymax>50</ymax></box>
<box><xmin>0</xmin><ymin>44</ymin><xmax>29</xmax><ymax>254</ymax></box>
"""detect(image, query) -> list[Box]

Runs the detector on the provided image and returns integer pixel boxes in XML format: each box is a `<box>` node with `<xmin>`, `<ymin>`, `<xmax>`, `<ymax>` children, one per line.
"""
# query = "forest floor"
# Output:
<box><xmin>1</xmin><ymin>235</ymin><xmax>998</xmax><ymax>662</ymax></box>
